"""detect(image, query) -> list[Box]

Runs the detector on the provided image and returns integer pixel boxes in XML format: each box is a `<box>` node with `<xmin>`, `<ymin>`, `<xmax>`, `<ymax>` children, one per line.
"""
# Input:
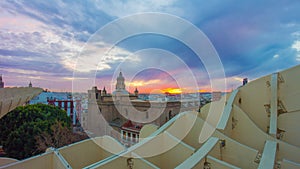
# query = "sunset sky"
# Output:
<box><xmin>1</xmin><ymin>1</ymin><xmax>300</xmax><ymax>93</ymax></box>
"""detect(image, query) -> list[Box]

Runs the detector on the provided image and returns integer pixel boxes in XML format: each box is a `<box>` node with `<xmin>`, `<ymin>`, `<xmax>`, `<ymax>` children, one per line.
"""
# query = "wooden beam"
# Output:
<box><xmin>217</xmin><ymin>89</ymin><xmax>239</xmax><ymax>130</ymax></box>
<box><xmin>175</xmin><ymin>137</ymin><xmax>219</xmax><ymax>169</ymax></box>
<box><xmin>258</xmin><ymin>140</ymin><xmax>277</xmax><ymax>169</ymax></box>
<box><xmin>269</xmin><ymin>73</ymin><xmax>278</xmax><ymax>136</ymax></box>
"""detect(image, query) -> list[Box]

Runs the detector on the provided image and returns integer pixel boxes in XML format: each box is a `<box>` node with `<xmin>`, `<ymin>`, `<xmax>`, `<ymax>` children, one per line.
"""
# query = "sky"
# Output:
<box><xmin>0</xmin><ymin>0</ymin><xmax>300</xmax><ymax>93</ymax></box>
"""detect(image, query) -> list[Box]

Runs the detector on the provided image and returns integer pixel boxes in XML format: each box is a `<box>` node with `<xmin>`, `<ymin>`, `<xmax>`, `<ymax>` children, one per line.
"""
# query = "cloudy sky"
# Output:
<box><xmin>0</xmin><ymin>0</ymin><xmax>300</xmax><ymax>93</ymax></box>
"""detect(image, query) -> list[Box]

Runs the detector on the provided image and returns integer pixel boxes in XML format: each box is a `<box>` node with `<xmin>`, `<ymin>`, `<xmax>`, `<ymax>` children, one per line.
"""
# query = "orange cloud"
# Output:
<box><xmin>128</xmin><ymin>79</ymin><xmax>161</xmax><ymax>87</ymax></box>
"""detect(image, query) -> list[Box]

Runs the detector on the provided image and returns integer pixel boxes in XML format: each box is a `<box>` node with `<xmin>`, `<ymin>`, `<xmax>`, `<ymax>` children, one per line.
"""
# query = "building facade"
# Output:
<box><xmin>29</xmin><ymin>91</ymin><xmax>78</xmax><ymax>125</ymax></box>
<box><xmin>47</xmin><ymin>99</ymin><xmax>77</xmax><ymax>125</ymax></box>
<box><xmin>85</xmin><ymin>71</ymin><xmax>199</xmax><ymax>146</ymax></box>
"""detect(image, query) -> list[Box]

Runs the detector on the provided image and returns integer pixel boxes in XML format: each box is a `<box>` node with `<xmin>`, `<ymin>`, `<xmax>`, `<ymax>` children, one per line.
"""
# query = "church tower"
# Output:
<box><xmin>29</xmin><ymin>81</ymin><xmax>32</xmax><ymax>88</ymax></box>
<box><xmin>134</xmin><ymin>87</ymin><xmax>139</xmax><ymax>96</ymax></box>
<box><xmin>116</xmin><ymin>71</ymin><xmax>125</xmax><ymax>90</ymax></box>
<box><xmin>102</xmin><ymin>86</ymin><xmax>107</xmax><ymax>96</ymax></box>
<box><xmin>0</xmin><ymin>74</ymin><xmax>4</xmax><ymax>88</ymax></box>
<box><xmin>113</xmin><ymin>71</ymin><xmax>129</xmax><ymax>96</ymax></box>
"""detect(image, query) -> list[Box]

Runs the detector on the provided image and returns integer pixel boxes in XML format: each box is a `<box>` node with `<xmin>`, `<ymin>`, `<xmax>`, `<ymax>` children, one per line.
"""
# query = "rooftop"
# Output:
<box><xmin>1</xmin><ymin>65</ymin><xmax>300</xmax><ymax>168</ymax></box>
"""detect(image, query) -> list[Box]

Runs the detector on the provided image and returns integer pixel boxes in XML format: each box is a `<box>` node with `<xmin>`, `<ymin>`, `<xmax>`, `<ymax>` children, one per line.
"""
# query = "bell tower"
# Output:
<box><xmin>134</xmin><ymin>87</ymin><xmax>139</xmax><ymax>96</ymax></box>
<box><xmin>102</xmin><ymin>86</ymin><xmax>107</xmax><ymax>96</ymax></box>
<box><xmin>0</xmin><ymin>74</ymin><xmax>4</xmax><ymax>88</ymax></box>
<box><xmin>116</xmin><ymin>71</ymin><xmax>125</xmax><ymax>90</ymax></box>
<box><xmin>29</xmin><ymin>81</ymin><xmax>32</xmax><ymax>88</ymax></box>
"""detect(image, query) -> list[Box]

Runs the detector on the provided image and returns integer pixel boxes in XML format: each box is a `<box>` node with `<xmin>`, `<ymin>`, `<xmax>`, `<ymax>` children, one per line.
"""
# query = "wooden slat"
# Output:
<box><xmin>217</xmin><ymin>89</ymin><xmax>239</xmax><ymax>130</ymax></box>
<box><xmin>269</xmin><ymin>73</ymin><xmax>278</xmax><ymax>136</ymax></box>
<box><xmin>258</xmin><ymin>140</ymin><xmax>277</xmax><ymax>169</ymax></box>
<box><xmin>175</xmin><ymin>137</ymin><xmax>219</xmax><ymax>169</ymax></box>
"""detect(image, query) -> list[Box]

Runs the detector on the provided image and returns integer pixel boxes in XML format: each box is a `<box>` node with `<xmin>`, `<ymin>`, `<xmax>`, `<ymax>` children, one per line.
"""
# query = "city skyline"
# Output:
<box><xmin>1</xmin><ymin>1</ymin><xmax>300</xmax><ymax>93</ymax></box>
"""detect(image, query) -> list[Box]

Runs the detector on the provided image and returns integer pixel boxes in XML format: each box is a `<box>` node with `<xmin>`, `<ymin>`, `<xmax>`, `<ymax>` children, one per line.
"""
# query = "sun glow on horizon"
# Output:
<box><xmin>198</xmin><ymin>89</ymin><xmax>211</xmax><ymax>93</ymax></box>
<box><xmin>161</xmin><ymin>88</ymin><xmax>182</xmax><ymax>94</ymax></box>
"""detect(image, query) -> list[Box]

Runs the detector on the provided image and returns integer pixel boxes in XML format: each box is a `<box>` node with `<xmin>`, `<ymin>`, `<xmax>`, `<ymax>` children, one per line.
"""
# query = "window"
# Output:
<box><xmin>128</xmin><ymin>132</ymin><xmax>131</xmax><ymax>140</ymax></box>
<box><xmin>123</xmin><ymin>131</ymin><xmax>126</xmax><ymax>139</ymax></box>
<box><xmin>132</xmin><ymin>134</ymin><xmax>136</xmax><ymax>142</ymax></box>
<box><xmin>169</xmin><ymin>110</ymin><xmax>172</xmax><ymax>120</ymax></box>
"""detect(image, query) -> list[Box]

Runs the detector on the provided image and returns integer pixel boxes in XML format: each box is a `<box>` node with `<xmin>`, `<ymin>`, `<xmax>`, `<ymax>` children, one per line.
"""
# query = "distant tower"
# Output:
<box><xmin>134</xmin><ymin>87</ymin><xmax>139</xmax><ymax>96</ymax></box>
<box><xmin>0</xmin><ymin>74</ymin><xmax>4</xmax><ymax>88</ymax></box>
<box><xmin>102</xmin><ymin>86</ymin><xmax>107</xmax><ymax>96</ymax></box>
<box><xmin>29</xmin><ymin>81</ymin><xmax>32</xmax><ymax>88</ymax></box>
<box><xmin>113</xmin><ymin>71</ymin><xmax>129</xmax><ymax>96</ymax></box>
<box><xmin>243</xmin><ymin>78</ymin><xmax>248</xmax><ymax>86</ymax></box>
<box><xmin>116</xmin><ymin>71</ymin><xmax>125</xmax><ymax>90</ymax></box>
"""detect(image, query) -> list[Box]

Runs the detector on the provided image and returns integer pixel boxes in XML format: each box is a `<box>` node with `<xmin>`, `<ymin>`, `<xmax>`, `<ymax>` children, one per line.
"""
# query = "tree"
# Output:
<box><xmin>0</xmin><ymin>104</ymin><xmax>87</xmax><ymax>160</ymax></box>
<box><xmin>35</xmin><ymin>121</ymin><xmax>88</xmax><ymax>152</ymax></box>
